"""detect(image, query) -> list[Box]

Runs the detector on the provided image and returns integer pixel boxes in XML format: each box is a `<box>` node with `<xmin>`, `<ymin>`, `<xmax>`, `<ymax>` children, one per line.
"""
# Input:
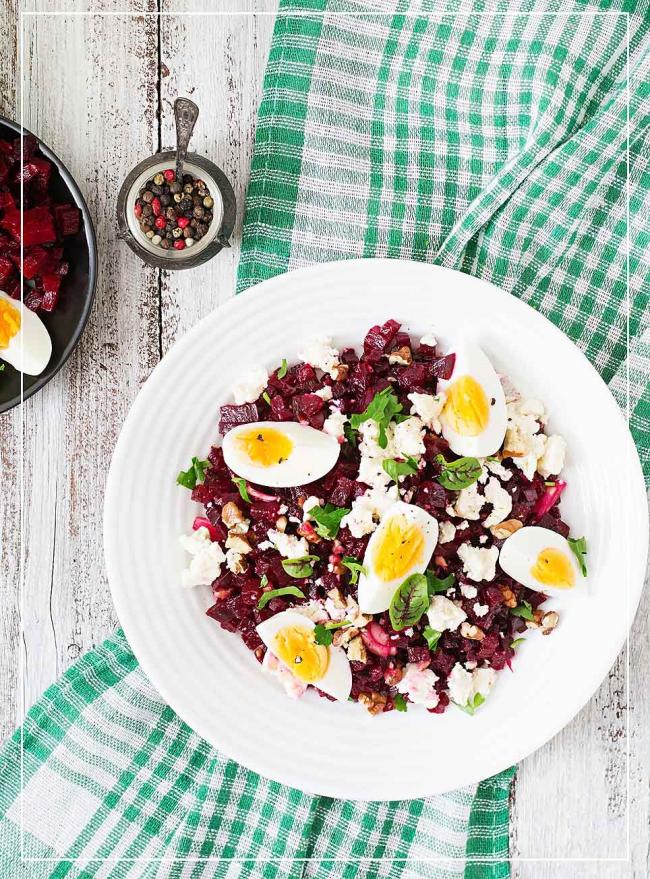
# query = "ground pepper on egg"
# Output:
<box><xmin>134</xmin><ymin>170</ymin><xmax>214</xmax><ymax>251</ymax></box>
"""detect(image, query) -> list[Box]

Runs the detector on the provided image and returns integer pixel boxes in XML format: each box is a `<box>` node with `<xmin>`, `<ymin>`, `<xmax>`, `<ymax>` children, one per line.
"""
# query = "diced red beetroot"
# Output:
<box><xmin>0</xmin><ymin>190</ymin><xmax>14</xmax><ymax>210</ymax></box>
<box><xmin>536</xmin><ymin>513</ymin><xmax>570</xmax><ymax>538</ymax></box>
<box><xmin>249</xmin><ymin>502</ymin><xmax>281</xmax><ymax>523</ymax></box>
<box><xmin>40</xmin><ymin>273</ymin><xmax>62</xmax><ymax>311</ymax></box>
<box><xmin>390</xmin><ymin>331</ymin><xmax>411</xmax><ymax>351</ymax></box>
<box><xmin>53</xmin><ymin>203</ymin><xmax>80</xmax><ymax>237</ymax></box>
<box><xmin>330</xmin><ymin>476</ymin><xmax>356</xmax><ymax>507</ymax></box>
<box><xmin>270</xmin><ymin>395</ymin><xmax>293</xmax><ymax>421</ymax></box>
<box><xmin>22</xmin><ymin>246</ymin><xmax>49</xmax><ymax>280</ymax></box>
<box><xmin>292</xmin><ymin>393</ymin><xmax>324</xmax><ymax>422</ymax></box>
<box><xmin>293</xmin><ymin>362</ymin><xmax>317</xmax><ymax>386</ymax></box>
<box><xmin>363</xmin><ymin>319</ymin><xmax>401</xmax><ymax>361</ymax></box>
<box><xmin>191</xmin><ymin>484</ymin><xmax>214</xmax><ymax>505</ymax></box>
<box><xmin>407</xmin><ymin>645</ymin><xmax>430</xmax><ymax>664</ymax></box>
<box><xmin>16</xmin><ymin>157</ymin><xmax>52</xmax><ymax>188</ymax></box>
<box><xmin>219</xmin><ymin>402</ymin><xmax>259</xmax><ymax>435</ymax></box>
<box><xmin>413</xmin><ymin>480</ymin><xmax>449</xmax><ymax>511</ymax></box>
<box><xmin>1</xmin><ymin>206</ymin><xmax>57</xmax><ymax>246</ymax></box>
<box><xmin>0</xmin><ymin>255</ymin><xmax>14</xmax><ymax>286</ymax></box>
<box><xmin>396</xmin><ymin>362</ymin><xmax>433</xmax><ymax>392</ymax></box>
<box><xmin>430</xmin><ymin>354</ymin><xmax>456</xmax><ymax>379</ymax></box>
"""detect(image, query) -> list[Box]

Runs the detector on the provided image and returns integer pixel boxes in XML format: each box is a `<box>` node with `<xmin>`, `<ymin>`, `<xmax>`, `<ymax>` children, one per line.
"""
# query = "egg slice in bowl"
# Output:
<box><xmin>0</xmin><ymin>289</ymin><xmax>52</xmax><ymax>375</ymax></box>
<box><xmin>499</xmin><ymin>526</ymin><xmax>584</xmax><ymax>592</ymax></box>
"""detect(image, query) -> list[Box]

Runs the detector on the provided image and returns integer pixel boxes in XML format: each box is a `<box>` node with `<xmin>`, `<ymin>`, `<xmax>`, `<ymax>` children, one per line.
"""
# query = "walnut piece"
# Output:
<box><xmin>344</xmin><ymin>635</ymin><xmax>367</xmax><ymax>662</ymax></box>
<box><xmin>490</xmin><ymin>519</ymin><xmax>524</xmax><ymax>540</ymax></box>
<box><xmin>541</xmin><ymin>611</ymin><xmax>559</xmax><ymax>635</ymax></box>
<box><xmin>222</xmin><ymin>502</ymin><xmax>245</xmax><ymax>529</ymax></box>
<box><xmin>274</xmin><ymin>515</ymin><xmax>288</xmax><ymax>533</ymax></box>
<box><xmin>460</xmin><ymin>622</ymin><xmax>485</xmax><ymax>641</ymax></box>
<box><xmin>358</xmin><ymin>691</ymin><xmax>387</xmax><ymax>715</ymax></box>
<box><xmin>331</xmin><ymin>363</ymin><xmax>349</xmax><ymax>382</ymax></box>
<box><xmin>499</xmin><ymin>585</ymin><xmax>518</xmax><ymax>608</ymax></box>
<box><xmin>387</xmin><ymin>346</ymin><xmax>412</xmax><ymax>366</ymax></box>
<box><xmin>226</xmin><ymin>533</ymin><xmax>252</xmax><ymax>554</ymax></box>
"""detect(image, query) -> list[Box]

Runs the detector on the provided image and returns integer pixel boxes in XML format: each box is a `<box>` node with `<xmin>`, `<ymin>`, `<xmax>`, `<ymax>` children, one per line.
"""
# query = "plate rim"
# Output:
<box><xmin>104</xmin><ymin>257</ymin><xmax>648</xmax><ymax>800</ymax></box>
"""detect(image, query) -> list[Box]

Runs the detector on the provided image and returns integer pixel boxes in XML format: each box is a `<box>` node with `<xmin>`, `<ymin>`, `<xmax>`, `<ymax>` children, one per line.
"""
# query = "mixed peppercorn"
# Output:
<box><xmin>134</xmin><ymin>170</ymin><xmax>214</xmax><ymax>251</ymax></box>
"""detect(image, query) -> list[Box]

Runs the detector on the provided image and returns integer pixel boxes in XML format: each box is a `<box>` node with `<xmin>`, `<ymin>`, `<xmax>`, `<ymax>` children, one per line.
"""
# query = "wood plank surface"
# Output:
<box><xmin>0</xmin><ymin>3</ymin><xmax>647</xmax><ymax>876</ymax></box>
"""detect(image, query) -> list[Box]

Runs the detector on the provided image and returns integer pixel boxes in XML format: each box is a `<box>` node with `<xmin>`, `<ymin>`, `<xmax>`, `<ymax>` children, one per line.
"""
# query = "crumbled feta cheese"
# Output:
<box><xmin>358</xmin><ymin>419</ymin><xmax>396</xmax><ymax>459</ymax></box>
<box><xmin>486</xmin><ymin>459</ymin><xmax>512</xmax><ymax>481</ymax></box>
<box><xmin>257</xmin><ymin>540</ymin><xmax>273</xmax><ymax>551</ymax></box>
<box><xmin>298</xmin><ymin>337</ymin><xmax>341</xmax><ymax>378</ymax></box>
<box><xmin>419</xmin><ymin>331</ymin><xmax>437</xmax><ymax>347</ymax></box>
<box><xmin>504</xmin><ymin>398</ymin><xmax>548</xmax><ymax>480</ymax></box>
<box><xmin>447</xmin><ymin>663</ymin><xmax>473</xmax><ymax>707</ymax></box>
<box><xmin>262</xmin><ymin>652</ymin><xmax>307</xmax><ymax>699</ymax></box>
<box><xmin>427</xmin><ymin>595</ymin><xmax>467</xmax><ymax>632</ymax></box>
<box><xmin>397</xmin><ymin>663</ymin><xmax>440</xmax><ymax>709</ymax></box>
<box><xmin>457</xmin><ymin>520</ymin><xmax>469</xmax><ymax>531</ymax></box>
<box><xmin>473</xmin><ymin>602</ymin><xmax>489</xmax><ymax>618</ymax></box>
<box><xmin>438</xmin><ymin>521</ymin><xmax>456</xmax><ymax>544</ymax></box>
<box><xmin>453</xmin><ymin>483</ymin><xmax>486</xmax><ymax>520</ymax></box>
<box><xmin>314</xmin><ymin>386</ymin><xmax>333</xmax><ymax>401</ymax></box>
<box><xmin>457</xmin><ymin>544</ymin><xmax>499</xmax><ymax>582</ymax></box>
<box><xmin>358</xmin><ymin>454</ymin><xmax>392</xmax><ymax>490</ymax></box>
<box><xmin>460</xmin><ymin>583</ymin><xmax>478</xmax><ymax>599</ymax></box>
<box><xmin>537</xmin><ymin>434</ymin><xmax>567</xmax><ymax>479</ymax></box>
<box><xmin>302</xmin><ymin>496</ymin><xmax>322</xmax><ymax>520</ymax></box>
<box><xmin>393</xmin><ymin>416</ymin><xmax>426</xmax><ymax>457</ymax></box>
<box><xmin>179</xmin><ymin>527</ymin><xmax>226</xmax><ymax>587</ymax></box>
<box><xmin>479</xmin><ymin>535</ymin><xmax>487</xmax><ymax>544</ymax></box>
<box><xmin>482</xmin><ymin>477</ymin><xmax>513</xmax><ymax>527</ymax></box>
<box><xmin>323</xmin><ymin>407</ymin><xmax>348</xmax><ymax>442</ymax></box>
<box><xmin>341</xmin><ymin>484</ymin><xmax>399</xmax><ymax>538</ymax></box>
<box><xmin>232</xmin><ymin>366</ymin><xmax>268</xmax><ymax>405</ymax></box>
<box><xmin>225</xmin><ymin>549</ymin><xmax>246</xmax><ymax>574</ymax></box>
<box><xmin>267</xmin><ymin>530</ymin><xmax>309</xmax><ymax>559</ymax></box>
<box><xmin>464</xmin><ymin>661</ymin><xmax>478</xmax><ymax>670</ymax></box>
<box><xmin>407</xmin><ymin>392</ymin><xmax>446</xmax><ymax>434</ymax></box>
<box><xmin>278</xmin><ymin>504</ymin><xmax>288</xmax><ymax>514</ymax></box>
<box><xmin>447</xmin><ymin>663</ymin><xmax>496</xmax><ymax>708</ymax></box>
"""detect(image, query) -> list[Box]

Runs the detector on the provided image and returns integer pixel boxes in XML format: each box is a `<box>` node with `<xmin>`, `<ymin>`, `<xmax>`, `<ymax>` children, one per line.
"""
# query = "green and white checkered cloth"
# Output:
<box><xmin>2</xmin><ymin>2</ymin><xmax>648</xmax><ymax>877</ymax></box>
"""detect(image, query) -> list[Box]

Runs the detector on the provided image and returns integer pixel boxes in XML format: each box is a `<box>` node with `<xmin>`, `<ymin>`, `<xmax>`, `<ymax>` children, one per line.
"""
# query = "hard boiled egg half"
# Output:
<box><xmin>438</xmin><ymin>340</ymin><xmax>506</xmax><ymax>457</ymax></box>
<box><xmin>499</xmin><ymin>526</ymin><xmax>584</xmax><ymax>592</ymax></box>
<box><xmin>222</xmin><ymin>421</ymin><xmax>340</xmax><ymax>488</ymax></box>
<box><xmin>358</xmin><ymin>501</ymin><xmax>439</xmax><ymax>614</ymax></box>
<box><xmin>256</xmin><ymin>610</ymin><xmax>352</xmax><ymax>701</ymax></box>
<box><xmin>0</xmin><ymin>289</ymin><xmax>52</xmax><ymax>375</ymax></box>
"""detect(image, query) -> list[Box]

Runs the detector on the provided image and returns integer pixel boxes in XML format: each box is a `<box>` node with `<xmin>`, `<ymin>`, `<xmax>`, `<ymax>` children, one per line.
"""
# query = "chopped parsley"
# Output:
<box><xmin>341</xmin><ymin>556</ymin><xmax>367</xmax><ymax>585</ymax></box>
<box><xmin>308</xmin><ymin>503</ymin><xmax>350</xmax><ymax>539</ymax></box>
<box><xmin>425</xmin><ymin>571</ymin><xmax>455</xmax><ymax>597</ymax></box>
<box><xmin>567</xmin><ymin>536</ymin><xmax>588</xmax><ymax>576</ymax></box>
<box><xmin>393</xmin><ymin>693</ymin><xmax>408</xmax><ymax>712</ymax></box>
<box><xmin>422</xmin><ymin>625</ymin><xmax>442</xmax><ymax>651</ymax></box>
<box><xmin>382</xmin><ymin>456</ymin><xmax>419</xmax><ymax>483</ymax></box>
<box><xmin>176</xmin><ymin>456</ymin><xmax>210</xmax><ymax>490</ymax></box>
<box><xmin>510</xmin><ymin>600</ymin><xmax>535</xmax><ymax>621</ymax></box>
<box><xmin>349</xmin><ymin>386</ymin><xmax>404</xmax><ymax>449</ymax></box>
<box><xmin>313</xmin><ymin>620</ymin><xmax>352</xmax><ymax>646</ymax></box>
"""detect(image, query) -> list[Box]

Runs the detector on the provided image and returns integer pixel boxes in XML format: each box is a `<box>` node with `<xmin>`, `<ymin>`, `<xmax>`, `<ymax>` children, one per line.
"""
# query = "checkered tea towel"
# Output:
<box><xmin>2</xmin><ymin>2</ymin><xmax>649</xmax><ymax>878</ymax></box>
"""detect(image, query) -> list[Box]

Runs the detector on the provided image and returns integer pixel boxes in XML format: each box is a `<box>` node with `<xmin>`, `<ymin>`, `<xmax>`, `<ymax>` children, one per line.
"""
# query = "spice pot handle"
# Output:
<box><xmin>174</xmin><ymin>97</ymin><xmax>199</xmax><ymax>181</ymax></box>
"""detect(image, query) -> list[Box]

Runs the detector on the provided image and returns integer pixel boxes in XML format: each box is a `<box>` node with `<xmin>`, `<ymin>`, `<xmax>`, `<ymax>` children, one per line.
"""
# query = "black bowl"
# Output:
<box><xmin>0</xmin><ymin>115</ymin><xmax>97</xmax><ymax>414</ymax></box>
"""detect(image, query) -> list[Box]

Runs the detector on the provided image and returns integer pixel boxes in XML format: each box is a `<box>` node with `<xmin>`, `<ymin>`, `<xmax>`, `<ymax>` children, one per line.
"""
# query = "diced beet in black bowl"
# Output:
<box><xmin>0</xmin><ymin>115</ymin><xmax>97</xmax><ymax>414</ymax></box>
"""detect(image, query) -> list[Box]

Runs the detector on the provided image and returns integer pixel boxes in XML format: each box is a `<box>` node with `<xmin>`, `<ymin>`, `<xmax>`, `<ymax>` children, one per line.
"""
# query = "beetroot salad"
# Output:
<box><xmin>177</xmin><ymin>320</ymin><xmax>588</xmax><ymax>715</ymax></box>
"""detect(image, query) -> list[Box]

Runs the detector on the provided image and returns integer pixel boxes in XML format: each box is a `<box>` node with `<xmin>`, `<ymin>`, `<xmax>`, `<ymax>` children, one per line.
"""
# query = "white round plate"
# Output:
<box><xmin>104</xmin><ymin>259</ymin><xmax>647</xmax><ymax>800</ymax></box>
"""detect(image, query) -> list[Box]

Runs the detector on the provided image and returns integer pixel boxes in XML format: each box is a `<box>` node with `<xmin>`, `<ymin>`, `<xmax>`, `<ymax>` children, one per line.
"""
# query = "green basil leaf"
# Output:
<box><xmin>232</xmin><ymin>476</ymin><xmax>251</xmax><ymax>503</ymax></box>
<box><xmin>435</xmin><ymin>455</ymin><xmax>483</xmax><ymax>490</ymax></box>
<box><xmin>568</xmin><ymin>536</ymin><xmax>588</xmax><ymax>576</ymax></box>
<box><xmin>510</xmin><ymin>638</ymin><xmax>526</xmax><ymax>648</ymax></box>
<box><xmin>277</xmin><ymin>358</ymin><xmax>288</xmax><ymax>379</ymax></box>
<box><xmin>257</xmin><ymin>585</ymin><xmax>305</xmax><ymax>610</ymax></box>
<box><xmin>511</xmin><ymin>600</ymin><xmax>535</xmax><ymax>621</ymax></box>
<box><xmin>176</xmin><ymin>456</ymin><xmax>210</xmax><ymax>490</ymax></box>
<box><xmin>349</xmin><ymin>387</ymin><xmax>403</xmax><ymax>449</ymax></box>
<box><xmin>456</xmin><ymin>692</ymin><xmax>486</xmax><ymax>716</ymax></box>
<box><xmin>382</xmin><ymin>456</ymin><xmax>419</xmax><ymax>483</ymax></box>
<box><xmin>389</xmin><ymin>573</ymin><xmax>430</xmax><ymax>631</ymax></box>
<box><xmin>309</xmin><ymin>503</ymin><xmax>350</xmax><ymax>539</ymax></box>
<box><xmin>425</xmin><ymin>571</ymin><xmax>455</xmax><ymax>597</ymax></box>
<box><xmin>422</xmin><ymin>625</ymin><xmax>442</xmax><ymax>651</ymax></box>
<box><xmin>281</xmin><ymin>555</ymin><xmax>319</xmax><ymax>579</ymax></box>
<box><xmin>341</xmin><ymin>556</ymin><xmax>367</xmax><ymax>585</ymax></box>
<box><xmin>393</xmin><ymin>693</ymin><xmax>408</xmax><ymax>712</ymax></box>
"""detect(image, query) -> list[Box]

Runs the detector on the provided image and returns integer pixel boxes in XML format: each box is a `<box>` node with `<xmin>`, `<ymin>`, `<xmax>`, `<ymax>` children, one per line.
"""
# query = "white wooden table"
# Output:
<box><xmin>1</xmin><ymin>3</ymin><xmax>648</xmax><ymax>876</ymax></box>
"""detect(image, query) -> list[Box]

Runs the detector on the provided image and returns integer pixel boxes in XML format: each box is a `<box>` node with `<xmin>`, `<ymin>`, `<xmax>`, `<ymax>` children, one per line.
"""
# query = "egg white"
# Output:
<box><xmin>437</xmin><ymin>340</ymin><xmax>506</xmax><ymax>457</ymax></box>
<box><xmin>222</xmin><ymin>420</ymin><xmax>340</xmax><ymax>488</ymax></box>
<box><xmin>358</xmin><ymin>501</ymin><xmax>439</xmax><ymax>615</ymax></box>
<box><xmin>256</xmin><ymin>609</ymin><xmax>352</xmax><ymax>701</ymax></box>
<box><xmin>0</xmin><ymin>289</ymin><xmax>52</xmax><ymax>376</ymax></box>
<box><xmin>499</xmin><ymin>526</ymin><xmax>583</xmax><ymax>592</ymax></box>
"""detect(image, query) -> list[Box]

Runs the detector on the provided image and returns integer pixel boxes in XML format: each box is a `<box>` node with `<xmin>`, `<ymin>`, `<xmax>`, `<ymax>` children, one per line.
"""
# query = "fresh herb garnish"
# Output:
<box><xmin>341</xmin><ymin>556</ymin><xmax>367</xmax><ymax>585</ymax></box>
<box><xmin>510</xmin><ymin>638</ymin><xmax>526</xmax><ymax>648</ymax></box>
<box><xmin>176</xmin><ymin>456</ymin><xmax>210</xmax><ymax>489</ymax></box>
<box><xmin>260</xmin><ymin>574</ymin><xmax>269</xmax><ymax>588</ymax></box>
<box><xmin>422</xmin><ymin>625</ymin><xmax>442</xmax><ymax>651</ymax></box>
<box><xmin>308</xmin><ymin>503</ymin><xmax>350</xmax><ymax>539</ymax></box>
<box><xmin>511</xmin><ymin>600</ymin><xmax>535</xmax><ymax>621</ymax></box>
<box><xmin>382</xmin><ymin>456</ymin><xmax>419</xmax><ymax>483</ymax></box>
<box><xmin>343</xmin><ymin>421</ymin><xmax>357</xmax><ymax>447</ymax></box>
<box><xmin>389</xmin><ymin>573</ymin><xmax>430</xmax><ymax>631</ymax></box>
<box><xmin>277</xmin><ymin>358</ymin><xmax>288</xmax><ymax>379</ymax></box>
<box><xmin>435</xmin><ymin>455</ymin><xmax>483</xmax><ymax>490</ymax></box>
<box><xmin>281</xmin><ymin>555</ymin><xmax>319</xmax><ymax>579</ymax></box>
<box><xmin>456</xmin><ymin>692</ymin><xmax>486</xmax><ymax>716</ymax></box>
<box><xmin>425</xmin><ymin>571</ymin><xmax>455</xmax><ymax>597</ymax></box>
<box><xmin>262</xmin><ymin>391</ymin><xmax>271</xmax><ymax>405</ymax></box>
<box><xmin>568</xmin><ymin>536</ymin><xmax>588</xmax><ymax>576</ymax></box>
<box><xmin>394</xmin><ymin>693</ymin><xmax>408</xmax><ymax>712</ymax></box>
<box><xmin>0</xmin><ymin>363</ymin><xmax>4</xmax><ymax>371</ymax></box>
<box><xmin>257</xmin><ymin>585</ymin><xmax>305</xmax><ymax>610</ymax></box>
<box><xmin>313</xmin><ymin>620</ymin><xmax>352</xmax><ymax>646</ymax></box>
<box><xmin>232</xmin><ymin>476</ymin><xmax>251</xmax><ymax>503</ymax></box>
<box><xmin>349</xmin><ymin>386</ymin><xmax>404</xmax><ymax>449</ymax></box>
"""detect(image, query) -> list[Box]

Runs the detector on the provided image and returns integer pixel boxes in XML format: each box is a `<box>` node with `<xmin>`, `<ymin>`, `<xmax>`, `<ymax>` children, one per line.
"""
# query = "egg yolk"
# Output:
<box><xmin>531</xmin><ymin>547</ymin><xmax>575</xmax><ymax>589</ymax></box>
<box><xmin>373</xmin><ymin>514</ymin><xmax>425</xmax><ymax>582</ymax></box>
<box><xmin>441</xmin><ymin>375</ymin><xmax>490</xmax><ymax>437</ymax></box>
<box><xmin>272</xmin><ymin>625</ymin><xmax>329</xmax><ymax>683</ymax></box>
<box><xmin>236</xmin><ymin>427</ymin><xmax>293</xmax><ymax>467</ymax></box>
<box><xmin>0</xmin><ymin>299</ymin><xmax>21</xmax><ymax>350</ymax></box>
